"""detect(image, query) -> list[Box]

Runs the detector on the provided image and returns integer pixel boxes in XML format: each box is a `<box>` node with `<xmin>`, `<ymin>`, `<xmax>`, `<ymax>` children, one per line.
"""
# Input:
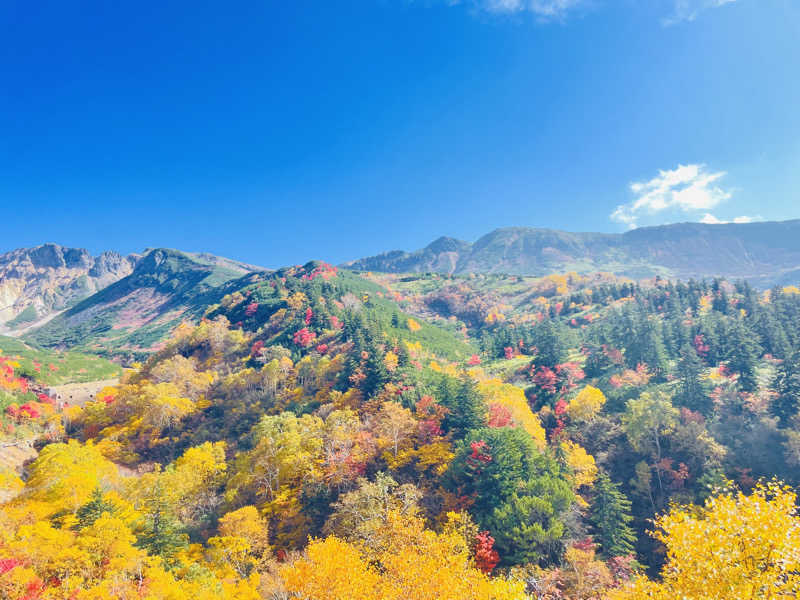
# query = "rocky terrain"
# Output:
<box><xmin>0</xmin><ymin>244</ymin><xmax>139</xmax><ymax>333</ymax></box>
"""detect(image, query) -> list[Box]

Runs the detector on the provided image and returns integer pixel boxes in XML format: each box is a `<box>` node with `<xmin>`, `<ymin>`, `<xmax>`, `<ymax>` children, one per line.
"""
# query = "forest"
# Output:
<box><xmin>3</xmin><ymin>261</ymin><xmax>800</xmax><ymax>599</ymax></box>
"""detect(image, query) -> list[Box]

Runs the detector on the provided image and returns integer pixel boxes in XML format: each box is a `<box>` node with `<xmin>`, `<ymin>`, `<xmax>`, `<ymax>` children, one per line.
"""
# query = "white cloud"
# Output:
<box><xmin>449</xmin><ymin>0</ymin><xmax>584</xmax><ymax>19</ymax></box>
<box><xmin>700</xmin><ymin>213</ymin><xmax>761</xmax><ymax>224</ymax></box>
<box><xmin>611</xmin><ymin>163</ymin><xmax>733</xmax><ymax>228</ymax></box>
<box><xmin>663</xmin><ymin>0</ymin><xmax>736</xmax><ymax>25</ymax></box>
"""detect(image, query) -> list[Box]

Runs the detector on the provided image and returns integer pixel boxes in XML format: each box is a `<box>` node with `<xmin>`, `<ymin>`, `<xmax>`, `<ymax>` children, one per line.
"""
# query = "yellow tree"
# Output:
<box><xmin>374</xmin><ymin>401</ymin><xmax>417</xmax><ymax>458</ymax></box>
<box><xmin>610</xmin><ymin>481</ymin><xmax>800</xmax><ymax>600</ymax></box>
<box><xmin>23</xmin><ymin>439</ymin><xmax>118</xmax><ymax>513</ymax></box>
<box><xmin>479</xmin><ymin>379</ymin><xmax>546</xmax><ymax>450</ymax></box>
<box><xmin>568</xmin><ymin>385</ymin><xmax>606</xmax><ymax>422</ymax></box>
<box><xmin>208</xmin><ymin>506</ymin><xmax>271</xmax><ymax>578</ymax></box>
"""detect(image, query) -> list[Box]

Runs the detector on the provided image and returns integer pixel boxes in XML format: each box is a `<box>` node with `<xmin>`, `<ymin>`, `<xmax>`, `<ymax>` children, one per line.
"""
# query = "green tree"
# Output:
<box><xmin>447</xmin><ymin>427</ymin><xmax>573</xmax><ymax>567</ymax></box>
<box><xmin>676</xmin><ymin>343</ymin><xmax>710</xmax><ymax>415</ymax></box>
<box><xmin>590</xmin><ymin>472</ymin><xmax>636</xmax><ymax>558</ymax></box>
<box><xmin>771</xmin><ymin>351</ymin><xmax>800</xmax><ymax>428</ymax></box>
<box><xmin>439</xmin><ymin>374</ymin><xmax>487</xmax><ymax>436</ymax></box>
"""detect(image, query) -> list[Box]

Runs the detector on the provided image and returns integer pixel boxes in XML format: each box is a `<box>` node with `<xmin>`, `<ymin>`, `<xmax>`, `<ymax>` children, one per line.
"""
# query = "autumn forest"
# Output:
<box><xmin>1</xmin><ymin>252</ymin><xmax>800</xmax><ymax>599</ymax></box>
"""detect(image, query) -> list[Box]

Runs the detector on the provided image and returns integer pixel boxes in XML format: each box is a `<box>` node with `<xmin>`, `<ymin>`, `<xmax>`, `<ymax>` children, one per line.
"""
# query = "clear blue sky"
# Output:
<box><xmin>2</xmin><ymin>0</ymin><xmax>799</xmax><ymax>268</ymax></box>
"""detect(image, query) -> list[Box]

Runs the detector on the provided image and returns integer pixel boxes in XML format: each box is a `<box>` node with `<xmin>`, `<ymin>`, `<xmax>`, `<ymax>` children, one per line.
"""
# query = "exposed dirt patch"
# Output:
<box><xmin>49</xmin><ymin>378</ymin><xmax>119</xmax><ymax>407</ymax></box>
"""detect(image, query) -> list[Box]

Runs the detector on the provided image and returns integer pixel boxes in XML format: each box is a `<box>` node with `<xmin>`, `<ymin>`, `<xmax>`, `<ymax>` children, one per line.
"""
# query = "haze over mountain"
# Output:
<box><xmin>345</xmin><ymin>220</ymin><xmax>800</xmax><ymax>287</ymax></box>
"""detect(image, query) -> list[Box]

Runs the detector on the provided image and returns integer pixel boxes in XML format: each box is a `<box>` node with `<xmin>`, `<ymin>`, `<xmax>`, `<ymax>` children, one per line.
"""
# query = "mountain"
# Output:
<box><xmin>0</xmin><ymin>243</ymin><xmax>139</xmax><ymax>333</ymax></box>
<box><xmin>24</xmin><ymin>248</ymin><xmax>264</xmax><ymax>360</ymax></box>
<box><xmin>344</xmin><ymin>220</ymin><xmax>800</xmax><ymax>286</ymax></box>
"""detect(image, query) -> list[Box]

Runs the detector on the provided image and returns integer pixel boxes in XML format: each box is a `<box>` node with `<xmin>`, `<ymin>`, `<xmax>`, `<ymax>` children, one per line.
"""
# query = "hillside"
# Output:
<box><xmin>4</xmin><ymin>259</ymin><xmax>800</xmax><ymax>597</ymax></box>
<box><xmin>0</xmin><ymin>243</ymin><xmax>138</xmax><ymax>333</ymax></box>
<box><xmin>345</xmin><ymin>220</ymin><xmax>800</xmax><ymax>286</ymax></box>
<box><xmin>24</xmin><ymin>248</ymin><xmax>262</xmax><ymax>360</ymax></box>
<box><xmin>4</xmin><ymin>250</ymin><xmax>800</xmax><ymax>597</ymax></box>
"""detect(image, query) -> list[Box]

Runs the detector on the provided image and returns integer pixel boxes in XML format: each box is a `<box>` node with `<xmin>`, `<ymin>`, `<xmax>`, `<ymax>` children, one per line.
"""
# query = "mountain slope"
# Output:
<box><xmin>344</xmin><ymin>220</ymin><xmax>800</xmax><ymax>286</ymax></box>
<box><xmin>24</xmin><ymin>248</ymin><xmax>263</xmax><ymax>360</ymax></box>
<box><xmin>0</xmin><ymin>244</ymin><xmax>138</xmax><ymax>333</ymax></box>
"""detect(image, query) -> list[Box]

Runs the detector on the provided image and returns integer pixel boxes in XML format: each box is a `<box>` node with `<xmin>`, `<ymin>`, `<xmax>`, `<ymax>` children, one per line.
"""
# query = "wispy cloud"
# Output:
<box><xmin>611</xmin><ymin>163</ymin><xmax>734</xmax><ymax>228</ymax></box>
<box><xmin>663</xmin><ymin>0</ymin><xmax>736</xmax><ymax>25</ymax></box>
<box><xmin>446</xmin><ymin>0</ymin><xmax>585</xmax><ymax>20</ymax></box>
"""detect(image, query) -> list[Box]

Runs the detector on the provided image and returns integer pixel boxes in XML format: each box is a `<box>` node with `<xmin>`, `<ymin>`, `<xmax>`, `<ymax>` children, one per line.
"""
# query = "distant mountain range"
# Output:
<box><xmin>3</xmin><ymin>219</ymin><xmax>800</xmax><ymax>357</ymax></box>
<box><xmin>344</xmin><ymin>220</ymin><xmax>800</xmax><ymax>287</ymax></box>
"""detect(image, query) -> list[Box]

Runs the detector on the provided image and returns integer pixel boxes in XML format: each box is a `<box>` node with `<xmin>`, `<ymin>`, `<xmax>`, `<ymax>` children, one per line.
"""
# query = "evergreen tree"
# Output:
<box><xmin>590</xmin><ymin>472</ymin><xmax>636</xmax><ymax>558</ymax></box>
<box><xmin>136</xmin><ymin>491</ymin><xmax>188</xmax><ymax>567</ymax></box>
<box><xmin>771</xmin><ymin>352</ymin><xmax>800</xmax><ymax>428</ymax></box>
<box><xmin>531</xmin><ymin>320</ymin><xmax>569</xmax><ymax>368</ymax></box>
<box><xmin>677</xmin><ymin>342</ymin><xmax>711</xmax><ymax>415</ymax></box>
<box><xmin>440</xmin><ymin>374</ymin><xmax>487</xmax><ymax>436</ymax></box>
<box><xmin>75</xmin><ymin>487</ymin><xmax>117</xmax><ymax>529</ymax></box>
<box><xmin>723</xmin><ymin>318</ymin><xmax>761</xmax><ymax>392</ymax></box>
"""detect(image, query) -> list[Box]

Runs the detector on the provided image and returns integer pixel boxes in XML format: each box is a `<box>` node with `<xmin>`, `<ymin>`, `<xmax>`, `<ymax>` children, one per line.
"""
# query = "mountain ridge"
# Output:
<box><xmin>343</xmin><ymin>219</ymin><xmax>800</xmax><ymax>286</ymax></box>
<box><xmin>0</xmin><ymin>243</ymin><xmax>139</xmax><ymax>333</ymax></box>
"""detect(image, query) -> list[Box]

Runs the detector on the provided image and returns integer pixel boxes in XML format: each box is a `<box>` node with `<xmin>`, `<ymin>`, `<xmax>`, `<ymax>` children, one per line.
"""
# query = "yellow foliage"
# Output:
<box><xmin>407</xmin><ymin>318</ymin><xmax>422</xmax><ymax>332</ymax></box>
<box><xmin>479</xmin><ymin>379</ymin><xmax>547</xmax><ymax>450</ymax></box>
<box><xmin>384</xmin><ymin>350</ymin><xmax>399</xmax><ymax>372</ymax></box>
<box><xmin>282</xmin><ymin>511</ymin><xmax>525</xmax><ymax>600</ymax></box>
<box><xmin>286</xmin><ymin>291</ymin><xmax>308</xmax><ymax>311</ymax></box>
<box><xmin>561</xmin><ymin>440</ymin><xmax>598</xmax><ymax>489</ymax></box>
<box><xmin>23</xmin><ymin>440</ymin><xmax>118</xmax><ymax>513</ymax></box>
<box><xmin>610</xmin><ymin>482</ymin><xmax>800</xmax><ymax>600</ymax></box>
<box><xmin>568</xmin><ymin>385</ymin><xmax>606</xmax><ymax>422</ymax></box>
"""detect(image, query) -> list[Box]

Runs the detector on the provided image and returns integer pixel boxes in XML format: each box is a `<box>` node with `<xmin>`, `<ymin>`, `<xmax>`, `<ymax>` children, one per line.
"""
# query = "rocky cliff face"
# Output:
<box><xmin>0</xmin><ymin>244</ymin><xmax>138</xmax><ymax>332</ymax></box>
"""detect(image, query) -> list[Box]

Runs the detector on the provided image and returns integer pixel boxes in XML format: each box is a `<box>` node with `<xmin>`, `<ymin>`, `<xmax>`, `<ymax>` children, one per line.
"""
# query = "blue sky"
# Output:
<box><xmin>2</xmin><ymin>0</ymin><xmax>798</xmax><ymax>268</ymax></box>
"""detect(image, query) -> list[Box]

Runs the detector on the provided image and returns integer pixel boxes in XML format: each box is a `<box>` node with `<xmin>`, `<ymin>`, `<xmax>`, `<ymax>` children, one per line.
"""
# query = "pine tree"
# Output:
<box><xmin>440</xmin><ymin>374</ymin><xmax>487</xmax><ymax>436</ymax></box>
<box><xmin>677</xmin><ymin>343</ymin><xmax>710</xmax><ymax>415</ymax></box>
<box><xmin>723</xmin><ymin>318</ymin><xmax>761</xmax><ymax>392</ymax></box>
<box><xmin>590</xmin><ymin>472</ymin><xmax>636</xmax><ymax>558</ymax></box>
<box><xmin>75</xmin><ymin>487</ymin><xmax>117</xmax><ymax>529</ymax></box>
<box><xmin>771</xmin><ymin>352</ymin><xmax>800</xmax><ymax>428</ymax></box>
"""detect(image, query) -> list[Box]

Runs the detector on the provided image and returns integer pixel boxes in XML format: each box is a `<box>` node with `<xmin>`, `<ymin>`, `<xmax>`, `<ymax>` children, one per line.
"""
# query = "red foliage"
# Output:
<box><xmin>304</xmin><ymin>307</ymin><xmax>313</xmax><ymax>325</ymax></box>
<box><xmin>36</xmin><ymin>393</ymin><xmax>54</xmax><ymax>405</ymax></box>
<box><xmin>330</xmin><ymin>315</ymin><xmax>342</xmax><ymax>329</ymax></box>
<box><xmin>467</xmin><ymin>354</ymin><xmax>481</xmax><ymax>366</ymax></box>
<box><xmin>554</xmin><ymin>398</ymin><xmax>568</xmax><ymax>417</ymax></box>
<box><xmin>292</xmin><ymin>328</ymin><xmax>317</xmax><ymax>348</ymax></box>
<box><xmin>693</xmin><ymin>334</ymin><xmax>710</xmax><ymax>360</ymax></box>
<box><xmin>418</xmin><ymin>419</ymin><xmax>443</xmax><ymax>441</ymax></box>
<box><xmin>18</xmin><ymin>403</ymin><xmax>40</xmax><ymax>419</ymax></box>
<box><xmin>607</xmin><ymin>554</ymin><xmax>636</xmax><ymax>582</ymax></box>
<box><xmin>300</xmin><ymin>262</ymin><xmax>338</xmax><ymax>281</ymax></box>
<box><xmin>251</xmin><ymin>340</ymin><xmax>265</xmax><ymax>356</ymax></box>
<box><xmin>245</xmin><ymin>302</ymin><xmax>259</xmax><ymax>317</ymax></box>
<box><xmin>573</xmin><ymin>538</ymin><xmax>596</xmax><ymax>552</ymax></box>
<box><xmin>415</xmin><ymin>395</ymin><xmax>448</xmax><ymax>441</ymax></box>
<box><xmin>487</xmin><ymin>403</ymin><xmax>514</xmax><ymax>428</ymax></box>
<box><xmin>0</xmin><ymin>557</ymin><xmax>22</xmax><ymax>574</ymax></box>
<box><xmin>468</xmin><ymin>440</ymin><xmax>493</xmax><ymax>465</ymax></box>
<box><xmin>474</xmin><ymin>531</ymin><xmax>500</xmax><ymax>574</ymax></box>
<box><xmin>504</xmin><ymin>346</ymin><xmax>515</xmax><ymax>360</ymax></box>
<box><xmin>680</xmin><ymin>407</ymin><xmax>705</xmax><ymax>424</ymax></box>
<box><xmin>532</xmin><ymin>366</ymin><xmax>558</xmax><ymax>394</ymax></box>
<box><xmin>315</xmin><ymin>344</ymin><xmax>329</xmax><ymax>354</ymax></box>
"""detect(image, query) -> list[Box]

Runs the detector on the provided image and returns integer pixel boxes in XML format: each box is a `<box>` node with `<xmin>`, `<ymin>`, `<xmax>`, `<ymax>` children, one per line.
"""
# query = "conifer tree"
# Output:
<box><xmin>591</xmin><ymin>472</ymin><xmax>636</xmax><ymax>558</ymax></box>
